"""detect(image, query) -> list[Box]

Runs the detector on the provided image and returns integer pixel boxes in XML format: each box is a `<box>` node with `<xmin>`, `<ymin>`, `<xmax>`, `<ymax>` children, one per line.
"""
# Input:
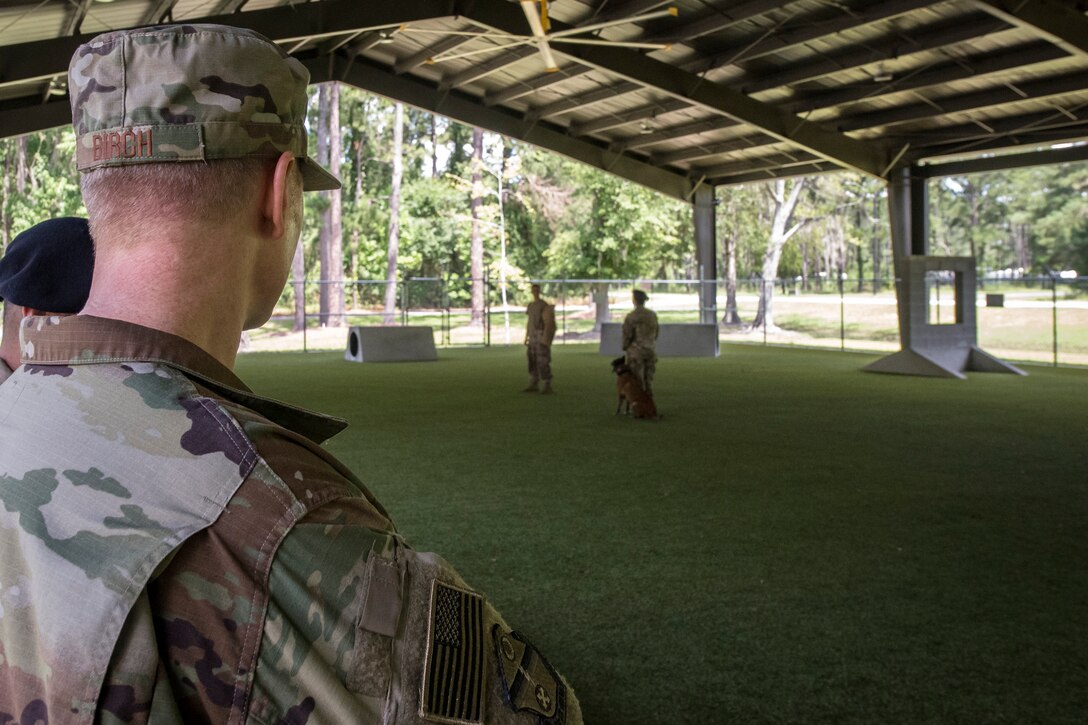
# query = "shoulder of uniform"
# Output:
<box><xmin>210</xmin><ymin>394</ymin><xmax>393</xmax><ymax>524</ymax></box>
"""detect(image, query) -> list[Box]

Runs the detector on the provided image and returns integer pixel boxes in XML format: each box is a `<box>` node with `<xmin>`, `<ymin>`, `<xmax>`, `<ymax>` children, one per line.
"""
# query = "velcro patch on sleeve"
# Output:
<box><xmin>420</xmin><ymin>581</ymin><xmax>486</xmax><ymax>724</ymax></box>
<box><xmin>493</xmin><ymin>625</ymin><xmax>567</xmax><ymax>724</ymax></box>
<box><xmin>359</xmin><ymin>555</ymin><xmax>403</xmax><ymax>637</ymax></box>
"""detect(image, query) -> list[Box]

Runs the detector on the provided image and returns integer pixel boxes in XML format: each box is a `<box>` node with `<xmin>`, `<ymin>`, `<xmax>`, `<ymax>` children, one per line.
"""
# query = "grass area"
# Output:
<box><xmin>235</xmin><ymin>345</ymin><xmax>1088</xmax><ymax>724</ymax></box>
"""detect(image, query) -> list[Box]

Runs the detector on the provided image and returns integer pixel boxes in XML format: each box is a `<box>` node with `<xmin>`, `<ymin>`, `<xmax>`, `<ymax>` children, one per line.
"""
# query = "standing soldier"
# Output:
<box><xmin>524</xmin><ymin>282</ymin><xmax>557</xmax><ymax>393</ymax></box>
<box><xmin>622</xmin><ymin>288</ymin><xmax>660</xmax><ymax>397</ymax></box>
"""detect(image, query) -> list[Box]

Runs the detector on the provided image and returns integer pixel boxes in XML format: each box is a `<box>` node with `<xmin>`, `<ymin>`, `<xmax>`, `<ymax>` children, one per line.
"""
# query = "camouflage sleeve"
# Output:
<box><xmin>622</xmin><ymin>314</ymin><xmax>634</xmax><ymax>351</ymax></box>
<box><xmin>543</xmin><ymin>304</ymin><xmax>557</xmax><ymax>346</ymax></box>
<box><xmin>248</xmin><ymin>505</ymin><xmax>583</xmax><ymax>724</ymax></box>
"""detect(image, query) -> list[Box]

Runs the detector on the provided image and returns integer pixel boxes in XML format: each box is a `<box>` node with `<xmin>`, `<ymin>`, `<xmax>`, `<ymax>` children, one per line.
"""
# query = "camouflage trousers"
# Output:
<box><xmin>625</xmin><ymin>347</ymin><xmax>656</xmax><ymax>397</ymax></box>
<box><xmin>527</xmin><ymin>342</ymin><xmax>552</xmax><ymax>383</ymax></box>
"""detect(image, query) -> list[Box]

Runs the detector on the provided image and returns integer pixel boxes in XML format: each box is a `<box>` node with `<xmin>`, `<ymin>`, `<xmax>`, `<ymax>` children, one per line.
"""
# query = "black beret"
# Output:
<box><xmin>0</xmin><ymin>217</ymin><xmax>94</xmax><ymax>313</ymax></box>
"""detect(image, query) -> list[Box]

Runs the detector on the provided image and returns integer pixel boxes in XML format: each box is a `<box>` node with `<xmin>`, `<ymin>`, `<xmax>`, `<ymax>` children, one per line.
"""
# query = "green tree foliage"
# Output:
<box><xmin>3</xmin><ymin>88</ymin><xmax>1085</xmax><ymax>310</ymax></box>
<box><xmin>508</xmin><ymin>146</ymin><xmax>690</xmax><ymax>280</ymax></box>
<box><xmin>400</xmin><ymin>177</ymin><xmax>471</xmax><ymax>276</ymax></box>
<box><xmin>931</xmin><ymin>162</ymin><xmax>1088</xmax><ymax>276</ymax></box>
<box><xmin>1</xmin><ymin>129</ymin><xmax>84</xmax><ymax>251</ymax></box>
<box><xmin>1010</xmin><ymin>164</ymin><xmax>1088</xmax><ymax>273</ymax></box>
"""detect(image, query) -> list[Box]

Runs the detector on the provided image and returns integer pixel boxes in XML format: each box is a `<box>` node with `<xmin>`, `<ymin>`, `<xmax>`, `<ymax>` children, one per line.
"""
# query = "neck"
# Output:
<box><xmin>81</xmin><ymin>231</ymin><xmax>255</xmax><ymax>370</ymax></box>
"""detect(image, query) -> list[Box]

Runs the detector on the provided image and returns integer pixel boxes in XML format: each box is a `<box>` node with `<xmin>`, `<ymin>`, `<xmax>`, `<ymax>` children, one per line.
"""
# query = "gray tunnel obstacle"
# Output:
<box><xmin>344</xmin><ymin>326</ymin><xmax>438</xmax><ymax>363</ymax></box>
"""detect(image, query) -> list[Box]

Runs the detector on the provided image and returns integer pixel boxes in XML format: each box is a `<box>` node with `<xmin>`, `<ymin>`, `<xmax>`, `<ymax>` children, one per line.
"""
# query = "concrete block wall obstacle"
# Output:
<box><xmin>863</xmin><ymin>256</ymin><xmax>1024</xmax><ymax>379</ymax></box>
<box><xmin>599</xmin><ymin>323</ymin><xmax>720</xmax><ymax>357</ymax></box>
<box><xmin>344</xmin><ymin>326</ymin><xmax>438</xmax><ymax>363</ymax></box>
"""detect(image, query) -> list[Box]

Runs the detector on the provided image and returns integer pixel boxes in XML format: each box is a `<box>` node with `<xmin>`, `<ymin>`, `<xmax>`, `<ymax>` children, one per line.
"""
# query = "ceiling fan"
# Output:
<box><xmin>397</xmin><ymin>1</ymin><xmax>679</xmax><ymax>72</ymax></box>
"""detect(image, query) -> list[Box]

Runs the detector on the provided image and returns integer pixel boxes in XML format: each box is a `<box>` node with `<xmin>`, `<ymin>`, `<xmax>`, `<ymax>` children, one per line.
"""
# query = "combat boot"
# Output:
<box><xmin>541</xmin><ymin>380</ymin><xmax>554</xmax><ymax>395</ymax></box>
<box><xmin>522</xmin><ymin>379</ymin><xmax>539</xmax><ymax>393</ymax></box>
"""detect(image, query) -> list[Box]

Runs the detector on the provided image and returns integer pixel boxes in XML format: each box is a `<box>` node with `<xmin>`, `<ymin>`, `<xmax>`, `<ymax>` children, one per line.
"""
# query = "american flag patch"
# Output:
<box><xmin>420</xmin><ymin>581</ymin><xmax>486</xmax><ymax>724</ymax></box>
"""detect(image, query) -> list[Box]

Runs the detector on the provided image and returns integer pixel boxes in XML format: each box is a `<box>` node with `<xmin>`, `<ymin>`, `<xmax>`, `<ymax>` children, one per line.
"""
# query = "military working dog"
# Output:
<box><xmin>611</xmin><ymin>356</ymin><xmax>659</xmax><ymax>420</ymax></box>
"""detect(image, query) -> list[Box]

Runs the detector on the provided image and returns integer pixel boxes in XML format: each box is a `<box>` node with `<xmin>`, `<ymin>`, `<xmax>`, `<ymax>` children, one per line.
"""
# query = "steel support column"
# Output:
<box><xmin>694</xmin><ymin>184</ymin><xmax>717</xmax><ymax>324</ymax></box>
<box><xmin>886</xmin><ymin>165</ymin><xmax>928</xmax><ymax>264</ymax></box>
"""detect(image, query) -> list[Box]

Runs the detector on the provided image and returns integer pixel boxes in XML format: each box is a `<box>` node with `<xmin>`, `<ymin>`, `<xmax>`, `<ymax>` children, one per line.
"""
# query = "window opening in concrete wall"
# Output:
<box><xmin>925</xmin><ymin>270</ymin><xmax>960</xmax><ymax>326</ymax></box>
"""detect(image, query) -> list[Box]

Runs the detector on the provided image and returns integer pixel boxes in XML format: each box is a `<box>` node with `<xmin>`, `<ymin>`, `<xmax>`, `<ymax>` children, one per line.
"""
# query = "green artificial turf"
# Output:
<box><xmin>235</xmin><ymin>344</ymin><xmax>1088</xmax><ymax>724</ymax></box>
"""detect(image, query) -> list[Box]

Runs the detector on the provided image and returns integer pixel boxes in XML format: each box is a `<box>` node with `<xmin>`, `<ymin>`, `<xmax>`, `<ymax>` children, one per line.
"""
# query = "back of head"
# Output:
<box><xmin>80</xmin><ymin>159</ymin><xmax>273</xmax><ymax>244</ymax></box>
<box><xmin>633</xmin><ymin>289</ymin><xmax>648</xmax><ymax>305</ymax></box>
<box><xmin>69</xmin><ymin>23</ymin><xmax>339</xmax><ymax>242</ymax></box>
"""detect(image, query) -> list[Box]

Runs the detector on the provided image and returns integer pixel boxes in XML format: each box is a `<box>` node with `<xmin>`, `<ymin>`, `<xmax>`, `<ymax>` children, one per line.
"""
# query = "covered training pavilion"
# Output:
<box><xmin>0</xmin><ymin>0</ymin><xmax>1087</xmax><ymax>343</ymax></box>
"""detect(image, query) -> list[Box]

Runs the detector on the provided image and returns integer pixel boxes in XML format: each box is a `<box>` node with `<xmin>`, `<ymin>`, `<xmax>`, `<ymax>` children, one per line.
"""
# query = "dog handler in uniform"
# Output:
<box><xmin>523</xmin><ymin>283</ymin><xmax>557</xmax><ymax>394</ymax></box>
<box><xmin>0</xmin><ymin>217</ymin><xmax>95</xmax><ymax>384</ymax></box>
<box><xmin>622</xmin><ymin>288</ymin><xmax>660</xmax><ymax>398</ymax></box>
<box><xmin>0</xmin><ymin>25</ymin><xmax>581</xmax><ymax>724</ymax></box>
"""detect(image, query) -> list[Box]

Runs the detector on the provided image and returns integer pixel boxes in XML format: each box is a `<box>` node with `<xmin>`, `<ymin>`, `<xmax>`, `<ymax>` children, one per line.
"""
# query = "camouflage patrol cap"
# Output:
<box><xmin>68</xmin><ymin>23</ymin><xmax>339</xmax><ymax>191</ymax></box>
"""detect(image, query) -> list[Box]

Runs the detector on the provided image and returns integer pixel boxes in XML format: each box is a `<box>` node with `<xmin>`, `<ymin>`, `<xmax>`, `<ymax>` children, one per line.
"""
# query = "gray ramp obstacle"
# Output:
<box><xmin>344</xmin><ymin>326</ymin><xmax>438</xmax><ymax>363</ymax></box>
<box><xmin>599</xmin><ymin>322</ymin><xmax>720</xmax><ymax>357</ymax></box>
<box><xmin>864</xmin><ymin>256</ymin><xmax>1024</xmax><ymax>379</ymax></box>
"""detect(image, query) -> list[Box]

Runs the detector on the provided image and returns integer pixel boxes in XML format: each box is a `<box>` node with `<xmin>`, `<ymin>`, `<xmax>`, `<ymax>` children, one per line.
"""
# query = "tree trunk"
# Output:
<box><xmin>350</xmin><ymin>230</ymin><xmax>359</xmax><ymax>310</ymax></box>
<box><xmin>16</xmin><ymin>136</ymin><xmax>28</xmax><ymax>195</ymax></box>
<box><xmin>721</xmin><ymin>229</ymin><xmax>742</xmax><ymax>325</ymax></box>
<box><xmin>1</xmin><ymin>148</ymin><xmax>9</xmax><ymax>250</ymax></box>
<box><xmin>870</xmin><ymin>195</ymin><xmax>883</xmax><ymax>293</ymax></box>
<box><xmin>800</xmin><ymin>242</ymin><xmax>809</xmax><ymax>291</ymax></box>
<box><xmin>469</xmin><ymin>127</ymin><xmax>485</xmax><ymax>326</ymax></box>
<box><xmin>316</xmin><ymin>85</ymin><xmax>331</xmax><ymax>326</ymax></box>
<box><xmin>753</xmin><ymin>243</ymin><xmax>784</xmax><ymax>330</ymax></box>
<box><xmin>1012</xmin><ymin>222</ymin><xmax>1031</xmax><ymax>271</ymax></box>
<box><xmin>354</xmin><ymin>137</ymin><xmax>364</xmax><ymax>204</ymax></box>
<box><xmin>856</xmin><ymin>246</ymin><xmax>865</xmax><ymax>293</ymax></box>
<box><xmin>430</xmin><ymin>115</ymin><xmax>438</xmax><ymax>179</ymax></box>
<box><xmin>752</xmin><ymin>179</ymin><xmax>806</xmax><ymax>330</ymax></box>
<box><xmin>324</xmin><ymin>81</ymin><xmax>341</xmax><ymax>324</ymax></box>
<box><xmin>969</xmin><ymin>187</ymin><xmax>987</xmax><ymax>288</ymax></box>
<box><xmin>383</xmin><ymin>102</ymin><xmax>404</xmax><ymax>324</ymax></box>
<box><xmin>593</xmin><ymin>284</ymin><xmax>611</xmax><ymax>332</ymax></box>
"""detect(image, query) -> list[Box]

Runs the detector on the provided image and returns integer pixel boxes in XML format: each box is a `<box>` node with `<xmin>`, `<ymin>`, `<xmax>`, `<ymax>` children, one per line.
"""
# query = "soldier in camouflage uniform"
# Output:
<box><xmin>0</xmin><ymin>217</ymin><xmax>95</xmax><ymax>384</ymax></box>
<box><xmin>622</xmin><ymin>289</ymin><xmax>660</xmax><ymax>397</ymax></box>
<box><xmin>0</xmin><ymin>25</ymin><xmax>581</xmax><ymax>724</ymax></box>
<box><xmin>523</xmin><ymin>284</ymin><xmax>557</xmax><ymax>394</ymax></box>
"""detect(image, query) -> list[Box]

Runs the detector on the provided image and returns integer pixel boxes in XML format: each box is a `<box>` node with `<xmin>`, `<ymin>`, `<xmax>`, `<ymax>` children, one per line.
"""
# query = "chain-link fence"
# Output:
<box><xmin>241</xmin><ymin>274</ymin><xmax>1087</xmax><ymax>367</ymax></box>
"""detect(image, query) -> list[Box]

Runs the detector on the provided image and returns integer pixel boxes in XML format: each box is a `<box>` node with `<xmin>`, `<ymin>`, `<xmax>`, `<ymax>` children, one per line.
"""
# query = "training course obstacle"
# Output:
<box><xmin>345</xmin><ymin>326</ymin><xmax>438</xmax><ymax>363</ymax></box>
<box><xmin>863</xmin><ymin>256</ymin><xmax>1024</xmax><ymax>379</ymax></box>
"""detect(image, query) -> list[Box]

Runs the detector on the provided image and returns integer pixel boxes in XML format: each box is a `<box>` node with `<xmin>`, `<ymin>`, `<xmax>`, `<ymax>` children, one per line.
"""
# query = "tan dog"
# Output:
<box><xmin>611</xmin><ymin>356</ymin><xmax>659</xmax><ymax>420</ymax></box>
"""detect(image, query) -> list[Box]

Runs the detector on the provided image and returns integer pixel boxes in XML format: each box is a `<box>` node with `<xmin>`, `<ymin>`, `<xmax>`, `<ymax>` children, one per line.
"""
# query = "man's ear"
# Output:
<box><xmin>20</xmin><ymin>306</ymin><xmax>35</xmax><ymax>319</ymax></box>
<box><xmin>262</xmin><ymin>151</ymin><xmax>297</xmax><ymax>239</ymax></box>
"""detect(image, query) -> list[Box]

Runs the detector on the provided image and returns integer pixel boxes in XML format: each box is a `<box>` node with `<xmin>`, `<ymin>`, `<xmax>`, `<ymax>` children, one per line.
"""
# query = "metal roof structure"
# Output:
<box><xmin>0</xmin><ymin>0</ymin><xmax>1086</xmax><ymax>201</ymax></box>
